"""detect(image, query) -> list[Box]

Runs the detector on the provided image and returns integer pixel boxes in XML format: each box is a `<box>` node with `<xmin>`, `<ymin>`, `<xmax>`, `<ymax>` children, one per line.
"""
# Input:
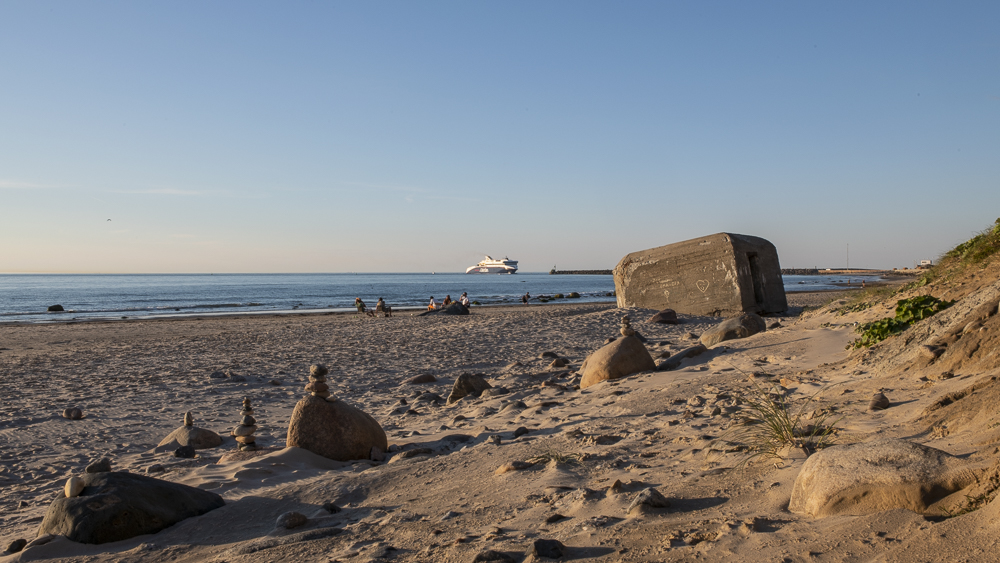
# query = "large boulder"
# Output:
<box><xmin>156</xmin><ymin>426</ymin><xmax>222</xmax><ymax>451</ymax></box>
<box><xmin>37</xmin><ymin>471</ymin><xmax>224</xmax><ymax>544</ymax></box>
<box><xmin>447</xmin><ymin>373</ymin><xmax>492</xmax><ymax>404</ymax></box>
<box><xmin>647</xmin><ymin>309</ymin><xmax>679</xmax><ymax>324</ymax></box>
<box><xmin>614</xmin><ymin>233</ymin><xmax>788</xmax><ymax>315</ymax></box>
<box><xmin>789</xmin><ymin>438</ymin><xmax>980</xmax><ymax>517</ymax></box>
<box><xmin>286</xmin><ymin>396</ymin><xmax>387</xmax><ymax>461</ymax></box>
<box><xmin>580</xmin><ymin>335</ymin><xmax>656</xmax><ymax>389</ymax></box>
<box><xmin>699</xmin><ymin>313</ymin><xmax>766</xmax><ymax>347</ymax></box>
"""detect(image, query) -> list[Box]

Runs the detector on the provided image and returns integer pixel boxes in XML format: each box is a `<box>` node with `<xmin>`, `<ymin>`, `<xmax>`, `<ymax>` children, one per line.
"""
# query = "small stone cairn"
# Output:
<box><xmin>306</xmin><ymin>364</ymin><xmax>334</xmax><ymax>400</ymax></box>
<box><xmin>620</xmin><ymin>316</ymin><xmax>635</xmax><ymax>337</ymax></box>
<box><xmin>232</xmin><ymin>397</ymin><xmax>258</xmax><ymax>451</ymax></box>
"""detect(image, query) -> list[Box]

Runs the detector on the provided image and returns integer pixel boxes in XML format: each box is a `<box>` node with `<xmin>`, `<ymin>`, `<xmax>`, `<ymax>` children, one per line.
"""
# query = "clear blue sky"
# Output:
<box><xmin>2</xmin><ymin>2</ymin><xmax>998</xmax><ymax>273</ymax></box>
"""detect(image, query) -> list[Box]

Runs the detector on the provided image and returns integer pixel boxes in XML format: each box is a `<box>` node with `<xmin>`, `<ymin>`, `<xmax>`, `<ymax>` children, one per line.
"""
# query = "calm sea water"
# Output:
<box><xmin>0</xmin><ymin>273</ymin><xmax>880</xmax><ymax>324</ymax></box>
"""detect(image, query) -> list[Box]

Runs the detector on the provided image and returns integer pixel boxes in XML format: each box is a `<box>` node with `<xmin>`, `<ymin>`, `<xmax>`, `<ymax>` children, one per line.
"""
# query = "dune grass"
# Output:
<box><xmin>710</xmin><ymin>378</ymin><xmax>840</xmax><ymax>468</ymax></box>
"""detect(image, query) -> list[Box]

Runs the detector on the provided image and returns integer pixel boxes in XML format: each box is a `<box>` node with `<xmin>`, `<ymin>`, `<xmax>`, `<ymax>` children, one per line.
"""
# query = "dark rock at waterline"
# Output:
<box><xmin>37</xmin><ymin>472</ymin><xmax>224</xmax><ymax>544</ymax></box>
<box><xmin>47</xmin><ymin>304</ymin><xmax>64</xmax><ymax>312</ymax></box>
<box><xmin>419</xmin><ymin>302</ymin><xmax>470</xmax><ymax>316</ymax></box>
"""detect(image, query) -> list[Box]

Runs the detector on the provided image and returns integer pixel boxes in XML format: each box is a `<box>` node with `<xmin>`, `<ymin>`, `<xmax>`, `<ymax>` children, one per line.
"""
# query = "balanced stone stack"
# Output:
<box><xmin>232</xmin><ymin>397</ymin><xmax>258</xmax><ymax>451</ymax></box>
<box><xmin>620</xmin><ymin>316</ymin><xmax>635</xmax><ymax>337</ymax></box>
<box><xmin>156</xmin><ymin>411</ymin><xmax>222</xmax><ymax>452</ymax></box>
<box><xmin>306</xmin><ymin>364</ymin><xmax>332</xmax><ymax>399</ymax></box>
<box><xmin>286</xmin><ymin>364</ymin><xmax>388</xmax><ymax>461</ymax></box>
<box><xmin>579</xmin><ymin>315</ymin><xmax>656</xmax><ymax>389</ymax></box>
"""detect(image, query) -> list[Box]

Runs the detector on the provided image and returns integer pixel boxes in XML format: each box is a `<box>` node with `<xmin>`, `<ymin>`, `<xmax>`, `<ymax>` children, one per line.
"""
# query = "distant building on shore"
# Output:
<box><xmin>613</xmin><ymin>233</ymin><xmax>788</xmax><ymax>317</ymax></box>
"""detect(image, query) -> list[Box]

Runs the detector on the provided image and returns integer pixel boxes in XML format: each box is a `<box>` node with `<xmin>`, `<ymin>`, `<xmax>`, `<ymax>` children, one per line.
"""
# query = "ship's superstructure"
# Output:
<box><xmin>465</xmin><ymin>256</ymin><xmax>518</xmax><ymax>274</ymax></box>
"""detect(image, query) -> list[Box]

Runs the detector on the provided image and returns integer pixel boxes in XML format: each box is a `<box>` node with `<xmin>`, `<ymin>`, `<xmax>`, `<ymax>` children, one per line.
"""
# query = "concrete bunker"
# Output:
<box><xmin>613</xmin><ymin>233</ymin><xmax>788</xmax><ymax>316</ymax></box>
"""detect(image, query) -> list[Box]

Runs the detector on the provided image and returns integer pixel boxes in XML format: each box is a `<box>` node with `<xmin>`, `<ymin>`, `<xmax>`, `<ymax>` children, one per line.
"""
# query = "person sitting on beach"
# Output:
<box><xmin>443</xmin><ymin>295</ymin><xmax>452</xmax><ymax>306</ymax></box>
<box><xmin>459</xmin><ymin>292</ymin><xmax>470</xmax><ymax>307</ymax></box>
<box><xmin>375</xmin><ymin>297</ymin><xmax>392</xmax><ymax>317</ymax></box>
<box><xmin>355</xmin><ymin>297</ymin><xmax>367</xmax><ymax>314</ymax></box>
<box><xmin>428</xmin><ymin>296</ymin><xmax>438</xmax><ymax>310</ymax></box>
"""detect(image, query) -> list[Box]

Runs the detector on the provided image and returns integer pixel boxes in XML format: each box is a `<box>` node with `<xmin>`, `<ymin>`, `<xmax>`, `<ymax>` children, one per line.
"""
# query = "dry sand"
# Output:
<box><xmin>2</xmin><ymin>285</ymin><xmax>998</xmax><ymax>562</ymax></box>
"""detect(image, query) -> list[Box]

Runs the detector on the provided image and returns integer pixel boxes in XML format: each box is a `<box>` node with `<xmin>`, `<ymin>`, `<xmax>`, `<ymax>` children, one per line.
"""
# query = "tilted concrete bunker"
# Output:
<box><xmin>613</xmin><ymin>233</ymin><xmax>787</xmax><ymax>316</ymax></box>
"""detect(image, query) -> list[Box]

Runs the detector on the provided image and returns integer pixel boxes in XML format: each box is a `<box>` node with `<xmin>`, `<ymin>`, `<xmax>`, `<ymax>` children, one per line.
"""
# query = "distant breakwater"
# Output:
<box><xmin>781</xmin><ymin>268</ymin><xmax>916</xmax><ymax>276</ymax></box>
<box><xmin>549</xmin><ymin>269</ymin><xmax>613</xmax><ymax>275</ymax></box>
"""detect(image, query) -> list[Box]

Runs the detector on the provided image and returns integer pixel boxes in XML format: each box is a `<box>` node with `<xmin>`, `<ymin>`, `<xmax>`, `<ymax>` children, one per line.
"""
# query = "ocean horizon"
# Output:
<box><xmin>0</xmin><ymin>272</ymin><xmax>883</xmax><ymax>324</ymax></box>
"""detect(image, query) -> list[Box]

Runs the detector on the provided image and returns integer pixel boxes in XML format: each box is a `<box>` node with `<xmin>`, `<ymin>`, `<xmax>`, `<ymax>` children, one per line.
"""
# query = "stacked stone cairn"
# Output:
<box><xmin>620</xmin><ymin>315</ymin><xmax>635</xmax><ymax>337</ymax></box>
<box><xmin>232</xmin><ymin>397</ymin><xmax>258</xmax><ymax>451</ymax></box>
<box><xmin>306</xmin><ymin>364</ymin><xmax>334</xmax><ymax>401</ymax></box>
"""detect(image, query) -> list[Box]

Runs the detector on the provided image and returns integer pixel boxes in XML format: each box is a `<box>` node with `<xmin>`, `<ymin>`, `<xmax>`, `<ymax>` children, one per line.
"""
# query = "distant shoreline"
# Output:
<box><xmin>781</xmin><ymin>268</ymin><xmax>924</xmax><ymax>276</ymax></box>
<box><xmin>549</xmin><ymin>269</ymin><xmax>613</xmax><ymax>275</ymax></box>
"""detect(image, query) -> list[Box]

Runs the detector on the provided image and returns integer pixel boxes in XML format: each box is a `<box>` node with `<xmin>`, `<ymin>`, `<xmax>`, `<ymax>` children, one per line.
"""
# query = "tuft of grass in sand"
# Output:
<box><xmin>526</xmin><ymin>451</ymin><xmax>584</xmax><ymax>466</ymax></box>
<box><xmin>710</xmin><ymin>377</ymin><xmax>840</xmax><ymax>468</ymax></box>
<box><xmin>940</xmin><ymin>491</ymin><xmax>997</xmax><ymax>519</ymax></box>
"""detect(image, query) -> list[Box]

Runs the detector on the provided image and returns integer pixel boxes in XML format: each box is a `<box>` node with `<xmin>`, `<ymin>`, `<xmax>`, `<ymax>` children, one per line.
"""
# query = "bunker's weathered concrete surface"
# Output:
<box><xmin>614</xmin><ymin>233</ymin><xmax>787</xmax><ymax>316</ymax></box>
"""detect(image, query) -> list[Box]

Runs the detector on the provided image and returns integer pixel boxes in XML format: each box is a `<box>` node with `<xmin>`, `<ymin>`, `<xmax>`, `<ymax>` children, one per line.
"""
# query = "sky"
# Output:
<box><xmin>1</xmin><ymin>2</ymin><xmax>998</xmax><ymax>273</ymax></box>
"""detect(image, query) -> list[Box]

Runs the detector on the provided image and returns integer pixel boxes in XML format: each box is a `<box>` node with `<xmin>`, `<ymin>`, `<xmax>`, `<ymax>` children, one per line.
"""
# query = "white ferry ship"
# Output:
<box><xmin>465</xmin><ymin>255</ymin><xmax>518</xmax><ymax>274</ymax></box>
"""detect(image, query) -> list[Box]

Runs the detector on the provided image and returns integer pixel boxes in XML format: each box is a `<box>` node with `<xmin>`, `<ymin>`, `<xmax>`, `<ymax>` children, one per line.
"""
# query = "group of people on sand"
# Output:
<box><xmin>427</xmin><ymin>292</ymin><xmax>470</xmax><ymax>310</ymax></box>
<box><xmin>354</xmin><ymin>297</ymin><xmax>392</xmax><ymax>317</ymax></box>
<box><xmin>355</xmin><ymin>292</ymin><xmax>474</xmax><ymax>315</ymax></box>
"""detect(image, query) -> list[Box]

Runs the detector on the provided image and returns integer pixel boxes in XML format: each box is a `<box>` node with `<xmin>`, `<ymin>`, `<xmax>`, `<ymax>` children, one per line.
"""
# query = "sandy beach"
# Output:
<box><xmin>3</xmin><ymin>279</ymin><xmax>1000</xmax><ymax>562</ymax></box>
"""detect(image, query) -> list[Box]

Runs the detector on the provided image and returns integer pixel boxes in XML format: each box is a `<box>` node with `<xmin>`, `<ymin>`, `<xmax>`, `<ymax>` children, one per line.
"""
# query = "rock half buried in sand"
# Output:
<box><xmin>579</xmin><ymin>335</ymin><xmax>655</xmax><ymax>389</ymax></box>
<box><xmin>627</xmin><ymin>487</ymin><xmax>671</xmax><ymax>514</ymax></box>
<box><xmin>473</xmin><ymin>550</ymin><xmax>516</xmax><ymax>563</ymax></box>
<box><xmin>157</xmin><ymin>412</ymin><xmax>223</xmax><ymax>451</ymax></box>
<box><xmin>404</xmin><ymin>373</ymin><xmax>437</xmax><ymax>385</ymax></box>
<box><xmin>647</xmin><ymin>309</ymin><xmax>679</xmax><ymax>324</ymax></box>
<box><xmin>38</xmin><ymin>471</ymin><xmax>224</xmax><ymax>544</ymax></box>
<box><xmin>527</xmin><ymin>539</ymin><xmax>565</xmax><ymax>560</ymax></box>
<box><xmin>789</xmin><ymin>438</ymin><xmax>980</xmax><ymax>517</ymax></box>
<box><xmin>85</xmin><ymin>458</ymin><xmax>112</xmax><ymax>473</ymax></box>
<box><xmin>286</xmin><ymin>395</ymin><xmax>388</xmax><ymax>461</ymax></box>
<box><xmin>5</xmin><ymin>538</ymin><xmax>27</xmax><ymax>554</ymax></box>
<box><xmin>447</xmin><ymin>373</ymin><xmax>492</xmax><ymax>404</ymax></box>
<box><xmin>656</xmin><ymin>343</ymin><xmax>707</xmax><ymax>371</ymax></box>
<box><xmin>699</xmin><ymin>313</ymin><xmax>767</xmax><ymax>348</ymax></box>
<box><xmin>868</xmin><ymin>392</ymin><xmax>890</xmax><ymax>411</ymax></box>
<box><xmin>62</xmin><ymin>408</ymin><xmax>83</xmax><ymax>420</ymax></box>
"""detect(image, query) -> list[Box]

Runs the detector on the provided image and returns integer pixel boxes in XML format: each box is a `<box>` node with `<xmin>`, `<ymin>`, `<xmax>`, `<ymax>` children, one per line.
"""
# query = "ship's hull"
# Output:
<box><xmin>465</xmin><ymin>266</ymin><xmax>517</xmax><ymax>274</ymax></box>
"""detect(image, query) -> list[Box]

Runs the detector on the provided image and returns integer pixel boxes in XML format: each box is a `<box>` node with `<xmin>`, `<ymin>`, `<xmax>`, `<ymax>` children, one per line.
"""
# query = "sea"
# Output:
<box><xmin>0</xmin><ymin>273</ymin><xmax>883</xmax><ymax>324</ymax></box>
